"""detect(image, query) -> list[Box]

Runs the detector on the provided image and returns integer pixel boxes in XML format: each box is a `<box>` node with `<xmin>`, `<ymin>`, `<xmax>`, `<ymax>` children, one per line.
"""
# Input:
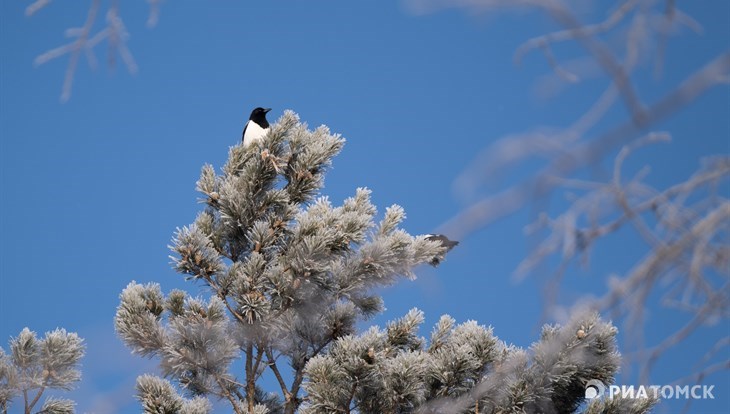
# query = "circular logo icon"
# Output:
<box><xmin>585</xmin><ymin>379</ymin><xmax>606</xmax><ymax>399</ymax></box>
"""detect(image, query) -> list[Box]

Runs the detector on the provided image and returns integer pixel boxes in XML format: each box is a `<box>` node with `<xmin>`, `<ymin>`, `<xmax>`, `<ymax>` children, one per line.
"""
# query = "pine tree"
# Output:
<box><xmin>114</xmin><ymin>111</ymin><xmax>655</xmax><ymax>414</ymax></box>
<box><xmin>0</xmin><ymin>328</ymin><xmax>84</xmax><ymax>414</ymax></box>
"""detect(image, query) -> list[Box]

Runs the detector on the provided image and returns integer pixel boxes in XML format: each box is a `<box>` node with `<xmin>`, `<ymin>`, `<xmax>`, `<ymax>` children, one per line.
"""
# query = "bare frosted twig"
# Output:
<box><xmin>409</xmin><ymin>0</ymin><xmax>730</xmax><ymax>386</ymax></box>
<box><xmin>34</xmin><ymin>0</ymin><xmax>101</xmax><ymax>102</ymax></box>
<box><xmin>28</xmin><ymin>0</ymin><xmax>162</xmax><ymax>102</ymax></box>
<box><xmin>25</xmin><ymin>0</ymin><xmax>52</xmax><ymax>16</ymax></box>
<box><xmin>147</xmin><ymin>0</ymin><xmax>163</xmax><ymax>28</ymax></box>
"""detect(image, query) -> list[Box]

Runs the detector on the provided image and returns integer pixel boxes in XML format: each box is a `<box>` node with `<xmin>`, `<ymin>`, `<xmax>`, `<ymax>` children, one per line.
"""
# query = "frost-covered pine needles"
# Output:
<box><xmin>0</xmin><ymin>328</ymin><xmax>84</xmax><ymax>414</ymax></box>
<box><xmin>113</xmin><ymin>111</ymin><xmax>654</xmax><ymax>414</ymax></box>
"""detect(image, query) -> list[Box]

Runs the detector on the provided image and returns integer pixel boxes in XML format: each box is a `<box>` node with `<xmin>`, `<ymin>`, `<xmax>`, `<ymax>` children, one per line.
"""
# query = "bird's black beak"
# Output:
<box><xmin>264</xmin><ymin>108</ymin><xmax>272</xmax><ymax>113</ymax></box>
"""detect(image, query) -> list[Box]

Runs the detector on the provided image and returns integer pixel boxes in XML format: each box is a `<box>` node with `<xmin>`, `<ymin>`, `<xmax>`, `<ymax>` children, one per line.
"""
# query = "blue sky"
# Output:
<box><xmin>1</xmin><ymin>1</ymin><xmax>728</xmax><ymax>413</ymax></box>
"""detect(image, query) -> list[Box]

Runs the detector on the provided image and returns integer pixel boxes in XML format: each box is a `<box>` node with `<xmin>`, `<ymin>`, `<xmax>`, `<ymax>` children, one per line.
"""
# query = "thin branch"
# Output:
<box><xmin>345</xmin><ymin>378</ymin><xmax>358</xmax><ymax>414</ymax></box>
<box><xmin>146</xmin><ymin>0</ymin><xmax>162</xmax><ymax>27</ymax></box>
<box><xmin>201</xmin><ymin>273</ymin><xmax>248</xmax><ymax>325</ymax></box>
<box><xmin>679</xmin><ymin>359</ymin><xmax>729</xmax><ymax>414</ymax></box>
<box><xmin>596</xmin><ymin>202</ymin><xmax>730</xmax><ymax>312</ymax></box>
<box><xmin>537</xmin><ymin>0</ymin><xmax>647</xmax><ymax>121</ymax></box>
<box><xmin>639</xmin><ymin>283</ymin><xmax>730</xmax><ymax>384</ymax></box>
<box><xmin>441</xmin><ymin>52</ymin><xmax>730</xmax><ymax>239</ymax></box>
<box><xmin>514</xmin><ymin>0</ymin><xmax>647</xmax><ymax>120</ymax></box>
<box><xmin>693</xmin><ymin>337</ymin><xmax>730</xmax><ymax>373</ymax></box>
<box><xmin>284</xmin><ymin>336</ymin><xmax>335</xmax><ymax>410</ymax></box>
<box><xmin>215</xmin><ymin>374</ymin><xmax>244</xmax><ymax>414</ymax></box>
<box><xmin>106</xmin><ymin>1</ymin><xmax>138</xmax><ymax>74</ymax></box>
<box><xmin>673</xmin><ymin>359</ymin><xmax>730</xmax><ymax>388</ymax></box>
<box><xmin>612</xmin><ymin>132</ymin><xmax>671</xmax><ymax>248</ymax></box>
<box><xmin>266</xmin><ymin>348</ymin><xmax>292</xmax><ymax>402</ymax></box>
<box><xmin>23</xmin><ymin>369</ymin><xmax>51</xmax><ymax>414</ymax></box>
<box><xmin>515</xmin><ymin>0</ymin><xmax>640</xmax><ymax>64</ymax></box>
<box><xmin>252</xmin><ymin>344</ymin><xmax>265</xmax><ymax>379</ymax></box>
<box><xmin>23</xmin><ymin>389</ymin><xmax>29</xmax><ymax>414</ymax></box>
<box><xmin>37</xmin><ymin>0</ymin><xmax>100</xmax><ymax>102</ymax></box>
<box><xmin>654</xmin><ymin>0</ymin><xmax>675</xmax><ymax>79</ymax></box>
<box><xmin>28</xmin><ymin>0</ymin><xmax>161</xmax><ymax>101</ymax></box>
<box><xmin>26</xmin><ymin>385</ymin><xmax>45</xmax><ymax>414</ymax></box>
<box><xmin>25</xmin><ymin>0</ymin><xmax>52</xmax><ymax>16</ymax></box>
<box><xmin>245</xmin><ymin>343</ymin><xmax>255</xmax><ymax>412</ymax></box>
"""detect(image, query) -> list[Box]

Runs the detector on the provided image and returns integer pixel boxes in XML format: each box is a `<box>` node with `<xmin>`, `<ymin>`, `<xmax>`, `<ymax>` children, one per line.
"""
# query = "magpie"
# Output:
<box><xmin>424</xmin><ymin>234</ymin><xmax>459</xmax><ymax>266</ymax></box>
<box><xmin>242</xmin><ymin>107</ymin><xmax>272</xmax><ymax>147</ymax></box>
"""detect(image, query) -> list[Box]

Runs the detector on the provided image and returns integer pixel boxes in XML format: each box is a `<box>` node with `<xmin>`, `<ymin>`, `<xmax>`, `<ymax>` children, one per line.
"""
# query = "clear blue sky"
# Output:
<box><xmin>1</xmin><ymin>1</ymin><xmax>728</xmax><ymax>413</ymax></box>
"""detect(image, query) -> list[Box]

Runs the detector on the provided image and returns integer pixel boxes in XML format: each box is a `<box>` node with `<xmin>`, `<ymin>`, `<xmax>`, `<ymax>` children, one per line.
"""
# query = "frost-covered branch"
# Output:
<box><xmin>115</xmin><ymin>110</ymin><xmax>632</xmax><ymax>413</ymax></box>
<box><xmin>0</xmin><ymin>328</ymin><xmax>84</xmax><ymax>414</ymax></box>
<box><xmin>116</xmin><ymin>111</ymin><xmax>448</xmax><ymax>413</ymax></box>
<box><xmin>27</xmin><ymin>0</ymin><xmax>161</xmax><ymax>102</ymax></box>
<box><xmin>301</xmin><ymin>309</ymin><xmax>655</xmax><ymax>414</ymax></box>
<box><xmin>406</xmin><ymin>0</ymin><xmax>730</xmax><ymax>385</ymax></box>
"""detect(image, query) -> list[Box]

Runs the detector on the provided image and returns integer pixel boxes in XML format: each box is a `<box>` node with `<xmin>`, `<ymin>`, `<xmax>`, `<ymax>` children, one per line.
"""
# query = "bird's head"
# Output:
<box><xmin>249</xmin><ymin>107</ymin><xmax>272</xmax><ymax>122</ymax></box>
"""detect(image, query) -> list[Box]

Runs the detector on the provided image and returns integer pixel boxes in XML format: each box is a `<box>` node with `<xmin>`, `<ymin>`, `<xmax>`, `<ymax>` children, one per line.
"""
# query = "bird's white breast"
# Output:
<box><xmin>243</xmin><ymin>121</ymin><xmax>269</xmax><ymax>147</ymax></box>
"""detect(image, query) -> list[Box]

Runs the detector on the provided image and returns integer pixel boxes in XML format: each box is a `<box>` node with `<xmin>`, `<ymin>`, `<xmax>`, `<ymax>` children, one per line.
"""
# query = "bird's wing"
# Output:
<box><xmin>241</xmin><ymin>121</ymin><xmax>249</xmax><ymax>142</ymax></box>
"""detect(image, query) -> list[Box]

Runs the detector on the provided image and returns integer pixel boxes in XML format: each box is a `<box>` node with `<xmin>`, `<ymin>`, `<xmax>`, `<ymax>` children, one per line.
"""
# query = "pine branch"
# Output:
<box><xmin>266</xmin><ymin>348</ymin><xmax>291</xmax><ymax>403</ymax></box>
<box><xmin>1</xmin><ymin>329</ymin><xmax>84</xmax><ymax>414</ymax></box>
<box><xmin>116</xmin><ymin>110</ymin><xmax>632</xmax><ymax>414</ymax></box>
<box><xmin>246</xmin><ymin>343</ymin><xmax>255</xmax><ymax>412</ymax></box>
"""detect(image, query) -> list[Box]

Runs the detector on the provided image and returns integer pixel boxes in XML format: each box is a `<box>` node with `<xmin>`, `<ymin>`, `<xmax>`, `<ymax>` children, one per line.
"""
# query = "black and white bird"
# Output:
<box><xmin>242</xmin><ymin>107</ymin><xmax>272</xmax><ymax>147</ymax></box>
<box><xmin>424</xmin><ymin>234</ymin><xmax>459</xmax><ymax>266</ymax></box>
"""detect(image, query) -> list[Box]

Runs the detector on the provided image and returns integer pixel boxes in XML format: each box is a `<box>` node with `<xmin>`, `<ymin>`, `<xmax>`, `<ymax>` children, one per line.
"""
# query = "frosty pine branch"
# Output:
<box><xmin>114</xmin><ymin>111</ymin><xmax>653</xmax><ymax>413</ymax></box>
<box><xmin>0</xmin><ymin>328</ymin><xmax>84</xmax><ymax>414</ymax></box>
